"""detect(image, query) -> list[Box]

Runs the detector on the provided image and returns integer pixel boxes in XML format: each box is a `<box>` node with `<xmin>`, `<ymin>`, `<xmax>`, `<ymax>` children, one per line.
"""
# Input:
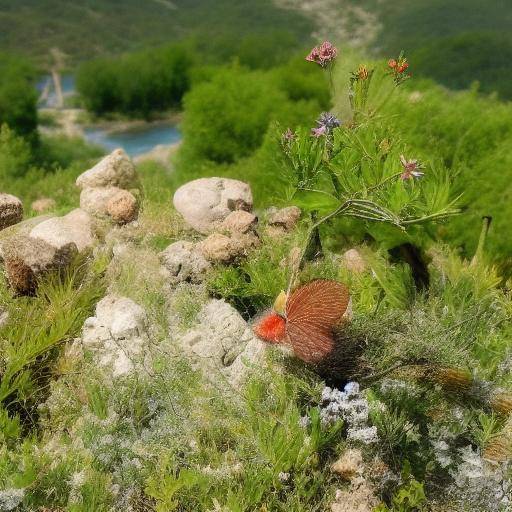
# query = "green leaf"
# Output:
<box><xmin>291</xmin><ymin>189</ymin><xmax>340</xmax><ymax>214</ymax></box>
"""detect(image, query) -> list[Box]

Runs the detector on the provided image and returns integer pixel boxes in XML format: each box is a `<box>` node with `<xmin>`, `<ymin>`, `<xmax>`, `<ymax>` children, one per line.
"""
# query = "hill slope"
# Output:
<box><xmin>0</xmin><ymin>0</ymin><xmax>314</xmax><ymax>67</ymax></box>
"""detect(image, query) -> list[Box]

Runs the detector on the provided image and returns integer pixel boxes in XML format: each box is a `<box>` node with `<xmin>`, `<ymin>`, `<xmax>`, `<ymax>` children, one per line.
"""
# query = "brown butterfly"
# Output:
<box><xmin>253</xmin><ymin>279</ymin><xmax>350</xmax><ymax>364</ymax></box>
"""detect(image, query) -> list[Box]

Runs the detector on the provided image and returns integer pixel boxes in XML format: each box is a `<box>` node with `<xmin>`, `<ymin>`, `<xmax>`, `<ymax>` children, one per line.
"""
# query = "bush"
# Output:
<box><xmin>0</xmin><ymin>54</ymin><xmax>38</xmax><ymax>140</ymax></box>
<box><xmin>76</xmin><ymin>43</ymin><xmax>194</xmax><ymax>118</ymax></box>
<box><xmin>0</xmin><ymin>125</ymin><xmax>33</xmax><ymax>180</ymax></box>
<box><xmin>180</xmin><ymin>66</ymin><xmax>321</xmax><ymax>164</ymax></box>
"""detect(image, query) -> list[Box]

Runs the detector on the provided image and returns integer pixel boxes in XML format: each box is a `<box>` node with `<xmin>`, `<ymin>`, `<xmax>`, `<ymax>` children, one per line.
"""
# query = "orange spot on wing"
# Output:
<box><xmin>253</xmin><ymin>312</ymin><xmax>287</xmax><ymax>344</ymax></box>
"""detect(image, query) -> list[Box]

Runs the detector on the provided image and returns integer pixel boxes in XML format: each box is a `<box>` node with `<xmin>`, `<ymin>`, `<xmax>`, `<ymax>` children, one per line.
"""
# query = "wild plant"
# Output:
<box><xmin>281</xmin><ymin>44</ymin><xmax>459</xmax><ymax>268</ymax></box>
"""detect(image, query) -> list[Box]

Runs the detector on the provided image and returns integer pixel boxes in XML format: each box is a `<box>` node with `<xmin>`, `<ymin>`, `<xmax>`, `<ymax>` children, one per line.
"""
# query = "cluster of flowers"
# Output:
<box><xmin>306</xmin><ymin>41</ymin><xmax>337</xmax><ymax>67</ymax></box>
<box><xmin>388</xmin><ymin>55</ymin><xmax>410</xmax><ymax>85</ymax></box>
<box><xmin>312</xmin><ymin>382</ymin><xmax>379</xmax><ymax>444</ymax></box>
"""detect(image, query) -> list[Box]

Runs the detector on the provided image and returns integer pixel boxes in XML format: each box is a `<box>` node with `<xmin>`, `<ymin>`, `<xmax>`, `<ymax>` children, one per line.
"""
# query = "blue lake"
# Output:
<box><xmin>84</xmin><ymin>122</ymin><xmax>181</xmax><ymax>157</ymax></box>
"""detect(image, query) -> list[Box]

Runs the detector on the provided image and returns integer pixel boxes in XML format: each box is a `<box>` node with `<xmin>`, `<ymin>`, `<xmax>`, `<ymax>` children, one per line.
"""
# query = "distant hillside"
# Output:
<box><xmin>1</xmin><ymin>0</ymin><xmax>512</xmax><ymax>98</ymax></box>
<box><xmin>0</xmin><ymin>0</ymin><xmax>314</xmax><ymax>67</ymax></box>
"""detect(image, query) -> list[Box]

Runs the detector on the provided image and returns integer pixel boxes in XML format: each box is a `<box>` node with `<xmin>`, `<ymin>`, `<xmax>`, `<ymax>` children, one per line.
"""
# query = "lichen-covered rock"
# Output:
<box><xmin>220</xmin><ymin>210</ymin><xmax>257</xmax><ymax>234</ymax></box>
<box><xmin>268</xmin><ymin>206</ymin><xmax>301</xmax><ymax>231</ymax></box>
<box><xmin>30</xmin><ymin>208</ymin><xmax>95</xmax><ymax>253</ymax></box>
<box><xmin>0</xmin><ymin>193</ymin><xmax>23</xmax><ymax>231</ymax></box>
<box><xmin>81</xmin><ymin>295</ymin><xmax>148</xmax><ymax>377</ymax></box>
<box><xmin>80</xmin><ymin>186</ymin><xmax>124</xmax><ymax>217</ymax></box>
<box><xmin>1</xmin><ymin>235</ymin><xmax>77</xmax><ymax>294</ymax></box>
<box><xmin>180</xmin><ymin>299</ymin><xmax>266</xmax><ymax>384</ymax></box>
<box><xmin>173</xmin><ymin>177</ymin><xmax>253</xmax><ymax>234</ymax></box>
<box><xmin>31</xmin><ymin>197</ymin><xmax>56</xmax><ymax>214</ymax></box>
<box><xmin>106</xmin><ymin>189</ymin><xmax>139</xmax><ymax>224</ymax></box>
<box><xmin>160</xmin><ymin>240</ymin><xmax>210</xmax><ymax>284</ymax></box>
<box><xmin>76</xmin><ymin>149</ymin><xmax>138</xmax><ymax>190</ymax></box>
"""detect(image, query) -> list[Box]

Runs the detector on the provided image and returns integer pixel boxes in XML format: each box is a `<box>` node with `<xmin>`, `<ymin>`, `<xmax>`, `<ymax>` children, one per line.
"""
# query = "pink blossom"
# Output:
<box><xmin>311</xmin><ymin>125</ymin><xmax>327</xmax><ymax>137</ymax></box>
<box><xmin>400</xmin><ymin>155</ymin><xmax>424</xmax><ymax>180</ymax></box>
<box><xmin>306</xmin><ymin>41</ymin><xmax>338</xmax><ymax>67</ymax></box>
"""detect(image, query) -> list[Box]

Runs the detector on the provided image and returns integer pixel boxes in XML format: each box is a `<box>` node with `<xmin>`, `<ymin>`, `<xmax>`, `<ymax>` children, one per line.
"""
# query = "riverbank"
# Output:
<box><xmin>38</xmin><ymin>108</ymin><xmax>182</xmax><ymax>162</ymax></box>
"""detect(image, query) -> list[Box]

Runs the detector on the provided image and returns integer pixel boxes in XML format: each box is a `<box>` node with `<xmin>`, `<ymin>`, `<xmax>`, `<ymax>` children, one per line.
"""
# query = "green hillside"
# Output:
<box><xmin>0</xmin><ymin>0</ymin><xmax>313</xmax><ymax>67</ymax></box>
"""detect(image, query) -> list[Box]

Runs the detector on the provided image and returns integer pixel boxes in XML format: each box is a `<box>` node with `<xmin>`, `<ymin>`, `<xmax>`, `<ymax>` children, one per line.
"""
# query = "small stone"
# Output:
<box><xmin>0</xmin><ymin>308</ymin><xmax>8</xmax><ymax>328</ymax></box>
<box><xmin>2</xmin><ymin>235</ymin><xmax>77</xmax><ymax>295</ymax></box>
<box><xmin>331</xmin><ymin>448</ymin><xmax>364</xmax><ymax>480</ymax></box>
<box><xmin>0</xmin><ymin>193</ymin><xmax>23</xmax><ymax>231</ymax></box>
<box><xmin>106</xmin><ymin>189</ymin><xmax>139</xmax><ymax>224</ymax></box>
<box><xmin>160</xmin><ymin>240</ymin><xmax>210</xmax><ymax>284</ymax></box>
<box><xmin>80</xmin><ymin>186</ymin><xmax>124</xmax><ymax>217</ymax></box>
<box><xmin>268</xmin><ymin>206</ymin><xmax>301</xmax><ymax>231</ymax></box>
<box><xmin>30</xmin><ymin>209</ymin><xmax>95</xmax><ymax>253</ymax></box>
<box><xmin>197</xmin><ymin>233</ymin><xmax>234</xmax><ymax>263</ymax></box>
<box><xmin>197</xmin><ymin>232</ymin><xmax>259</xmax><ymax>263</ymax></box>
<box><xmin>220</xmin><ymin>210</ymin><xmax>257</xmax><ymax>234</ymax></box>
<box><xmin>76</xmin><ymin>149</ymin><xmax>138</xmax><ymax>190</ymax></box>
<box><xmin>173</xmin><ymin>177</ymin><xmax>253</xmax><ymax>234</ymax></box>
<box><xmin>31</xmin><ymin>198</ymin><xmax>56</xmax><ymax>214</ymax></box>
<box><xmin>342</xmin><ymin>249</ymin><xmax>366</xmax><ymax>274</ymax></box>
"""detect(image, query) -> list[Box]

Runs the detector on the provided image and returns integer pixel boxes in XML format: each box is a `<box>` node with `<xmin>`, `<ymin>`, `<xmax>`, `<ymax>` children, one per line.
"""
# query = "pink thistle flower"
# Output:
<box><xmin>306</xmin><ymin>41</ymin><xmax>338</xmax><ymax>67</ymax></box>
<box><xmin>311</xmin><ymin>125</ymin><xmax>327</xmax><ymax>137</ymax></box>
<box><xmin>400</xmin><ymin>155</ymin><xmax>424</xmax><ymax>180</ymax></box>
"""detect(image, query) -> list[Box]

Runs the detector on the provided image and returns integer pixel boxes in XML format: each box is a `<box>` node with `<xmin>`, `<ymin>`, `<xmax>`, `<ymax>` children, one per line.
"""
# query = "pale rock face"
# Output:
<box><xmin>106</xmin><ymin>189</ymin><xmax>139</xmax><ymax>224</ymax></box>
<box><xmin>173</xmin><ymin>177</ymin><xmax>253</xmax><ymax>234</ymax></box>
<box><xmin>160</xmin><ymin>240</ymin><xmax>211</xmax><ymax>284</ymax></box>
<box><xmin>80</xmin><ymin>186</ymin><xmax>124</xmax><ymax>217</ymax></box>
<box><xmin>30</xmin><ymin>208</ymin><xmax>95</xmax><ymax>253</ymax></box>
<box><xmin>81</xmin><ymin>295</ymin><xmax>149</xmax><ymax>377</ymax></box>
<box><xmin>31</xmin><ymin>198</ymin><xmax>56</xmax><ymax>214</ymax></box>
<box><xmin>180</xmin><ymin>299</ymin><xmax>266</xmax><ymax>384</ymax></box>
<box><xmin>0</xmin><ymin>193</ymin><xmax>23</xmax><ymax>231</ymax></box>
<box><xmin>76</xmin><ymin>149</ymin><xmax>138</xmax><ymax>190</ymax></box>
<box><xmin>1</xmin><ymin>234</ymin><xmax>77</xmax><ymax>295</ymax></box>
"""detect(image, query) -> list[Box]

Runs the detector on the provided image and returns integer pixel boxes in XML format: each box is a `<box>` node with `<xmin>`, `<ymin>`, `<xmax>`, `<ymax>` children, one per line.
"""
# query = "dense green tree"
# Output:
<box><xmin>0</xmin><ymin>54</ymin><xmax>38</xmax><ymax>140</ymax></box>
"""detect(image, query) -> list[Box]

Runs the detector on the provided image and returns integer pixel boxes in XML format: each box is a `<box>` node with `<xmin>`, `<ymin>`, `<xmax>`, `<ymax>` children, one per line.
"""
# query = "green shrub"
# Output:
<box><xmin>180</xmin><ymin>66</ymin><xmax>319</xmax><ymax>163</ymax></box>
<box><xmin>0</xmin><ymin>54</ymin><xmax>38</xmax><ymax>141</ymax></box>
<box><xmin>0</xmin><ymin>125</ymin><xmax>33</xmax><ymax>180</ymax></box>
<box><xmin>76</xmin><ymin>43</ymin><xmax>194</xmax><ymax>118</ymax></box>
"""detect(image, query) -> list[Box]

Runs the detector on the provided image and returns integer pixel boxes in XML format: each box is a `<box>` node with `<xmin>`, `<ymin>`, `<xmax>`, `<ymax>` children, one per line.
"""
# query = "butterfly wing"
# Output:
<box><xmin>285</xmin><ymin>279</ymin><xmax>350</xmax><ymax>363</ymax></box>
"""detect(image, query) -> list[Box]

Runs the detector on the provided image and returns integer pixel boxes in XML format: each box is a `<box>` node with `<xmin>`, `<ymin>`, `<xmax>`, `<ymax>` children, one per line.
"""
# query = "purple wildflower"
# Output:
<box><xmin>317</xmin><ymin>112</ymin><xmax>341</xmax><ymax>131</ymax></box>
<box><xmin>400</xmin><ymin>155</ymin><xmax>424</xmax><ymax>180</ymax></box>
<box><xmin>306</xmin><ymin>41</ymin><xmax>338</xmax><ymax>67</ymax></box>
<box><xmin>311</xmin><ymin>112</ymin><xmax>341</xmax><ymax>137</ymax></box>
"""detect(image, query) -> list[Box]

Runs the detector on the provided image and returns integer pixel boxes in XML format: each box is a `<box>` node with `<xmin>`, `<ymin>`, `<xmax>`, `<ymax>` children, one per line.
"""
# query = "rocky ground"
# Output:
<box><xmin>0</xmin><ymin>149</ymin><xmax>510</xmax><ymax>511</ymax></box>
